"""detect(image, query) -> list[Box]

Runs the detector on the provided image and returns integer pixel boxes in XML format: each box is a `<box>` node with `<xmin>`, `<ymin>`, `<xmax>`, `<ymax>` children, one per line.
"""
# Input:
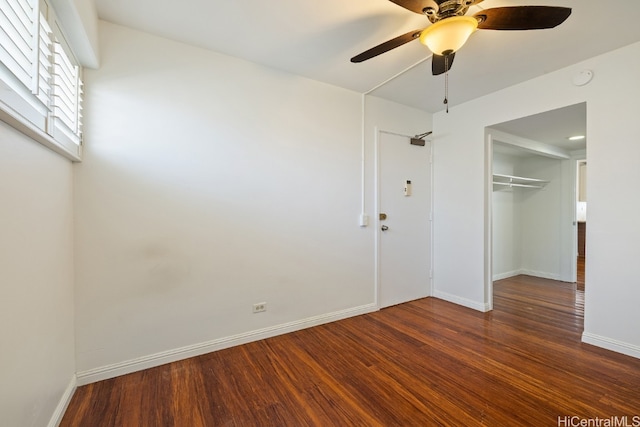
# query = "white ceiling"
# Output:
<box><xmin>95</xmin><ymin>0</ymin><xmax>640</xmax><ymax>114</ymax></box>
<box><xmin>490</xmin><ymin>102</ymin><xmax>587</xmax><ymax>156</ymax></box>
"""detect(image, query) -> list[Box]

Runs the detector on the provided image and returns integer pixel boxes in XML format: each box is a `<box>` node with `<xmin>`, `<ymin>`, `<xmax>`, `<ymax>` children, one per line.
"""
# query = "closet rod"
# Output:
<box><xmin>493</xmin><ymin>182</ymin><xmax>544</xmax><ymax>189</ymax></box>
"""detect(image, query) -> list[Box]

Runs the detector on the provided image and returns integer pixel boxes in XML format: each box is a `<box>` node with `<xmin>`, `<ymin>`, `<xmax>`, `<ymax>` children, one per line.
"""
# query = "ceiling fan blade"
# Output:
<box><xmin>432</xmin><ymin>52</ymin><xmax>455</xmax><ymax>75</ymax></box>
<box><xmin>351</xmin><ymin>29</ymin><xmax>422</xmax><ymax>63</ymax></box>
<box><xmin>475</xmin><ymin>6</ymin><xmax>571</xmax><ymax>31</ymax></box>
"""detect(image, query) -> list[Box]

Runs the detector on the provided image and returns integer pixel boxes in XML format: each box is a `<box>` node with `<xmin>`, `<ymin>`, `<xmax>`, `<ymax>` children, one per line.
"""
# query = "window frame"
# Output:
<box><xmin>0</xmin><ymin>0</ymin><xmax>83</xmax><ymax>161</ymax></box>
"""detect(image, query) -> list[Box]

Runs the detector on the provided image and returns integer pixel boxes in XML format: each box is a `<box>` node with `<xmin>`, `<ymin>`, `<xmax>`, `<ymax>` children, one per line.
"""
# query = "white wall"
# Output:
<box><xmin>74</xmin><ymin>21</ymin><xmax>431</xmax><ymax>381</ymax></box>
<box><xmin>433</xmin><ymin>41</ymin><xmax>640</xmax><ymax>357</ymax></box>
<box><xmin>493</xmin><ymin>151</ymin><xmax>570</xmax><ymax>282</ymax></box>
<box><xmin>0</xmin><ymin>123</ymin><xmax>76</xmax><ymax>427</ymax></box>
<box><xmin>518</xmin><ymin>156</ymin><xmax>565</xmax><ymax>280</ymax></box>
<box><xmin>492</xmin><ymin>152</ymin><xmax>568</xmax><ymax>282</ymax></box>
<box><xmin>491</xmin><ymin>152</ymin><xmax>521</xmax><ymax>279</ymax></box>
<box><xmin>578</xmin><ymin>162</ymin><xmax>587</xmax><ymax>202</ymax></box>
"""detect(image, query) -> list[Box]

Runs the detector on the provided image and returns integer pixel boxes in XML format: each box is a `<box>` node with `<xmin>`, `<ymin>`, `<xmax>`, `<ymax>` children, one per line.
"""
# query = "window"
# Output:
<box><xmin>50</xmin><ymin>21</ymin><xmax>83</xmax><ymax>147</ymax></box>
<box><xmin>0</xmin><ymin>0</ymin><xmax>83</xmax><ymax>160</ymax></box>
<box><xmin>0</xmin><ymin>0</ymin><xmax>36</xmax><ymax>91</ymax></box>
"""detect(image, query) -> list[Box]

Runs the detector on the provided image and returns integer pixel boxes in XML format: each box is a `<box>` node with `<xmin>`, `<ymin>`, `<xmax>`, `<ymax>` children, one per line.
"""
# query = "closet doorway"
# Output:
<box><xmin>576</xmin><ymin>159</ymin><xmax>587</xmax><ymax>291</ymax></box>
<box><xmin>486</xmin><ymin>103</ymin><xmax>587</xmax><ymax>305</ymax></box>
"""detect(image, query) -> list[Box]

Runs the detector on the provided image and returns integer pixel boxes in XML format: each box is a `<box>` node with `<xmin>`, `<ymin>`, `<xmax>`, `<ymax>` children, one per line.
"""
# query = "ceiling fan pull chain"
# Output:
<box><xmin>444</xmin><ymin>55</ymin><xmax>449</xmax><ymax>113</ymax></box>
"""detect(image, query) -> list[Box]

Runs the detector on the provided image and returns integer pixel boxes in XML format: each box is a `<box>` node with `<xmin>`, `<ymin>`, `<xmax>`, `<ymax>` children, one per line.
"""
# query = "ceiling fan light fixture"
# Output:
<box><xmin>419</xmin><ymin>16</ymin><xmax>478</xmax><ymax>55</ymax></box>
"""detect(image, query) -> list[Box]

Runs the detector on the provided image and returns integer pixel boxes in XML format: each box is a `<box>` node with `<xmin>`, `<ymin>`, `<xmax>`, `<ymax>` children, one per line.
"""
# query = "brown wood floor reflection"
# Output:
<box><xmin>577</xmin><ymin>256</ymin><xmax>585</xmax><ymax>291</ymax></box>
<box><xmin>61</xmin><ymin>275</ymin><xmax>640</xmax><ymax>426</ymax></box>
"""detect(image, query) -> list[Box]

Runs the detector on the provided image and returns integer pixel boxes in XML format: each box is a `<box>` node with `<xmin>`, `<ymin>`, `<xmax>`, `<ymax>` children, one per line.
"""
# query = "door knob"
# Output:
<box><xmin>381</xmin><ymin>225</ymin><xmax>389</xmax><ymax>231</ymax></box>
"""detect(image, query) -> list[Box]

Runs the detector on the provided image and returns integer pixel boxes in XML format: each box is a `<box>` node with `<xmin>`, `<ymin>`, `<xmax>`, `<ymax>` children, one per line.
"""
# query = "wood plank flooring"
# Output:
<box><xmin>577</xmin><ymin>256</ymin><xmax>585</xmax><ymax>291</ymax></box>
<box><xmin>61</xmin><ymin>275</ymin><xmax>640</xmax><ymax>426</ymax></box>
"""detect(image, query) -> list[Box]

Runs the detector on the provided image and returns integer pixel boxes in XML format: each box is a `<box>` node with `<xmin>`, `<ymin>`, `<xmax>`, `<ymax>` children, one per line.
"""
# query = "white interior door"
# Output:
<box><xmin>377</xmin><ymin>131</ymin><xmax>432</xmax><ymax>308</ymax></box>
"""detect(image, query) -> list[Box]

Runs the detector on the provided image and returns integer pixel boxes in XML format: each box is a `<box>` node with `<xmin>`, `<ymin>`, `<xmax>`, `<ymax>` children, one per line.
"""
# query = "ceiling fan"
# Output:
<box><xmin>351</xmin><ymin>0</ymin><xmax>572</xmax><ymax>75</ymax></box>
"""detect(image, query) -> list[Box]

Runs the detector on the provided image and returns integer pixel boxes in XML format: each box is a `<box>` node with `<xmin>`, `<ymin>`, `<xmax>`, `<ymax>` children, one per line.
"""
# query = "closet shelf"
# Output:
<box><xmin>493</xmin><ymin>173</ymin><xmax>548</xmax><ymax>190</ymax></box>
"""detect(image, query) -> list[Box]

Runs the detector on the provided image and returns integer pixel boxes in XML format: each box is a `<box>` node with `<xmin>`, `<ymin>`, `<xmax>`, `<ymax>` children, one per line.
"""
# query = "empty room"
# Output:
<box><xmin>1</xmin><ymin>0</ymin><xmax>640</xmax><ymax>426</ymax></box>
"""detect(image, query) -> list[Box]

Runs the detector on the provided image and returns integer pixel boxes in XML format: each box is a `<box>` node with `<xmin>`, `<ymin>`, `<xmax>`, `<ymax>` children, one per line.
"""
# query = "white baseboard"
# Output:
<box><xmin>520</xmin><ymin>269</ymin><xmax>562</xmax><ymax>281</ymax></box>
<box><xmin>48</xmin><ymin>375</ymin><xmax>77</xmax><ymax>427</ymax></box>
<box><xmin>493</xmin><ymin>269</ymin><xmax>564</xmax><ymax>282</ymax></box>
<box><xmin>493</xmin><ymin>270</ymin><xmax>523</xmax><ymax>281</ymax></box>
<box><xmin>76</xmin><ymin>303</ymin><xmax>378</xmax><ymax>385</ymax></box>
<box><xmin>582</xmin><ymin>332</ymin><xmax>640</xmax><ymax>359</ymax></box>
<box><xmin>433</xmin><ymin>290</ymin><xmax>490</xmax><ymax>312</ymax></box>
<box><xmin>493</xmin><ymin>269</ymin><xmax>570</xmax><ymax>282</ymax></box>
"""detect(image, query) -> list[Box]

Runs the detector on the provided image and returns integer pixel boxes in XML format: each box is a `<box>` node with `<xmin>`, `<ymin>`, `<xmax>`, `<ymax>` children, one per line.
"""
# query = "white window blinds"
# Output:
<box><xmin>0</xmin><ymin>0</ymin><xmax>36</xmax><ymax>90</ymax></box>
<box><xmin>35</xmin><ymin>11</ymin><xmax>51</xmax><ymax>106</ymax></box>
<box><xmin>0</xmin><ymin>0</ymin><xmax>83</xmax><ymax>157</ymax></box>
<box><xmin>51</xmin><ymin>38</ymin><xmax>82</xmax><ymax>144</ymax></box>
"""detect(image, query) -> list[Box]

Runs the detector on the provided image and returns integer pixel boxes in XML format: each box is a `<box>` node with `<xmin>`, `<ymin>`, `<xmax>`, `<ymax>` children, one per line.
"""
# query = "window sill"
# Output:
<box><xmin>0</xmin><ymin>100</ymin><xmax>81</xmax><ymax>162</ymax></box>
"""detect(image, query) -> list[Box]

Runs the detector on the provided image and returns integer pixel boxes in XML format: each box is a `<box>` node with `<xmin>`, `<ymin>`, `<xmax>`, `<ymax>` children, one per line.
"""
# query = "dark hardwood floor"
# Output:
<box><xmin>577</xmin><ymin>256</ymin><xmax>585</xmax><ymax>291</ymax></box>
<box><xmin>61</xmin><ymin>275</ymin><xmax>640</xmax><ymax>426</ymax></box>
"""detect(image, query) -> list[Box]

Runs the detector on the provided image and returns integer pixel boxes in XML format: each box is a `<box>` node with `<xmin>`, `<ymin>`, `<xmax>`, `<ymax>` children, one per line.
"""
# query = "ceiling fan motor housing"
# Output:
<box><xmin>424</xmin><ymin>0</ymin><xmax>478</xmax><ymax>22</ymax></box>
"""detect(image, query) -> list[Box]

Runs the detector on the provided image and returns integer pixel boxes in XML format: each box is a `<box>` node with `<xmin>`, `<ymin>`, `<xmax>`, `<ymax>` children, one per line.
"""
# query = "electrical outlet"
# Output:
<box><xmin>253</xmin><ymin>302</ymin><xmax>267</xmax><ymax>313</ymax></box>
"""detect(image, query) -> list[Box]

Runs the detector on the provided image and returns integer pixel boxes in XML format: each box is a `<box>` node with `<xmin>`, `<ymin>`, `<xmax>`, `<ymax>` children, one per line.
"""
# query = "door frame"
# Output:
<box><xmin>485</xmin><ymin>131</ymin><xmax>583</xmax><ymax>310</ymax></box>
<box><xmin>374</xmin><ymin>127</ymin><xmax>434</xmax><ymax>308</ymax></box>
<box><xmin>484</xmin><ymin>133</ymin><xmax>494</xmax><ymax>311</ymax></box>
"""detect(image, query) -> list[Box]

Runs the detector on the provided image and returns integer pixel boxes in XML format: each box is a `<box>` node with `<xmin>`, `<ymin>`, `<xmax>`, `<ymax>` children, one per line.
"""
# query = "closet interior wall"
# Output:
<box><xmin>492</xmin><ymin>146</ymin><xmax>565</xmax><ymax>281</ymax></box>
